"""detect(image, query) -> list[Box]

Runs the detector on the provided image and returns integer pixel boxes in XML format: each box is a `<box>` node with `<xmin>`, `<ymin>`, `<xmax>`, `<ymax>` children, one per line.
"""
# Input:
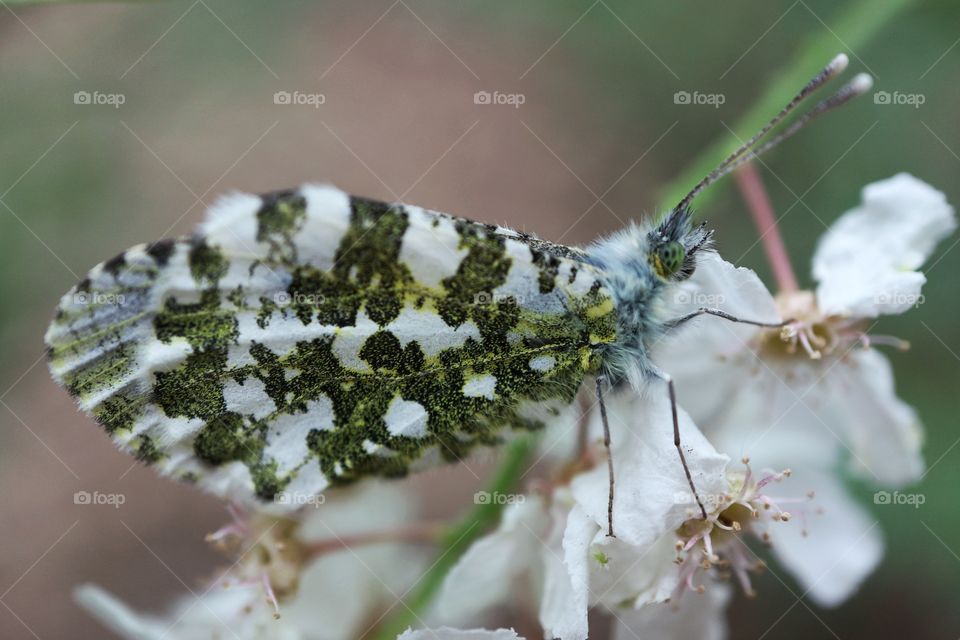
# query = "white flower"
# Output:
<box><xmin>432</xmin><ymin>392</ymin><xmax>729</xmax><ymax>639</ymax></box>
<box><xmin>77</xmin><ymin>483</ymin><xmax>428</xmax><ymax>640</ymax></box>
<box><xmin>574</xmin><ymin>391</ymin><xmax>882</xmax><ymax>609</ymax></box>
<box><xmin>657</xmin><ymin>174</ymin><xmax>955</xmax><ymax>488</ymax></box>
<box><xmin>673</xmin><ymin>459</ymin><xmax>882</xmax><ymax>607</ymax></box>
<box><xmin>432</xmin><ymin>384</ymin><xmax>876</xmax><ymax>637</ymax></box>
<box><xmin>635</xmin><ymin>173</ymin><xmax>953</xmax><ymax>609</ymax></box>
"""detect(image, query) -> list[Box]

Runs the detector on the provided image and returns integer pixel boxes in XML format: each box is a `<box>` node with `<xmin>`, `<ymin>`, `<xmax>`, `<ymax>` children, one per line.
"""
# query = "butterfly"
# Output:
<box><xmin>45</xmin><ymin>54</ymin><xmax>868</xmax><ymax>535</ymax></box>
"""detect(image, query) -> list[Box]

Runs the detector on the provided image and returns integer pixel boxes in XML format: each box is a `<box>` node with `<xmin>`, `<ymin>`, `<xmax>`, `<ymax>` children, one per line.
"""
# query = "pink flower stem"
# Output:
<box><xmin>734</xmin><ymin>164</ymin><xmax>798</xmax><ymax>293</ymax></box>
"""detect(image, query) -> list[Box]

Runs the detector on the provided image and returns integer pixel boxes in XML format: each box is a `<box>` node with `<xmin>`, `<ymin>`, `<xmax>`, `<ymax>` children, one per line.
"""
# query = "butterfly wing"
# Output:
<box><xmin>45</xmin><ymin>185</ymin><xmax>617</xmax><ymax>506</ymax></box>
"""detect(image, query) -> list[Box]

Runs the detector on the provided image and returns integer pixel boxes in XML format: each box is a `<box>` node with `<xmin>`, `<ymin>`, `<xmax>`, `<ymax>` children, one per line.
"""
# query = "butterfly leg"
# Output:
<box><xmin>576</xmin><ymin>386</ymin><xmax>593</xmax><ymax>461</ymax></box>
<box><xmin>666</xmin><ymin>307</ymin><xmax>788</xmax><ymax>330</ymax></box>
<box><xmin>658</xmin><ymin>308</ymin><xmax>787</xmax><ymax>519</ymax></box>
<box><xmin>651</xmin><ymin>368</ymin><xmax>708</xmax><ymax>520</ymax></box>
<box><xmin>595</xmin><ymin>376</ymin><xmax>616</xmax><ymax>538</ymax></box>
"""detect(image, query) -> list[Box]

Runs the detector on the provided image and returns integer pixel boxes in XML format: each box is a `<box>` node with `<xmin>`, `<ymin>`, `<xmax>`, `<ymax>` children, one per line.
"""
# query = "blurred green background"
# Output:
<box><xmin>0</xmin><ymin>1</ymin><xmax>958</xmax><ymax>638</ymax></box>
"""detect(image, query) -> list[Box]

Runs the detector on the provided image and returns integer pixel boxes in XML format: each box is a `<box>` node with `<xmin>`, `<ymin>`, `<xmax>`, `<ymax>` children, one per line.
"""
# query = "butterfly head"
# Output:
<box><xmin>647</xmin><ymin>206</ymin><xmax>713</xmax><ymax>281</ymax></box>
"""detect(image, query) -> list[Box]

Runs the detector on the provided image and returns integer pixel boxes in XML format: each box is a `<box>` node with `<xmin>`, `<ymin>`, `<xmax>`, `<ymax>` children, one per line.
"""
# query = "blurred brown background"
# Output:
<box><xmin>1</xmin><ymin>1</ymin><xmax>958</xmax><ymax>638</ymax></box>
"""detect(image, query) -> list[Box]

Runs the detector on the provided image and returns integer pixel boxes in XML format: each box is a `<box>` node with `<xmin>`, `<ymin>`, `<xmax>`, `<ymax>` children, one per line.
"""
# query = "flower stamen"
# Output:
<box><xmin>673</xmin><ymin>460</ymin><xmax>802</xmax><ymax>600</ymax></box>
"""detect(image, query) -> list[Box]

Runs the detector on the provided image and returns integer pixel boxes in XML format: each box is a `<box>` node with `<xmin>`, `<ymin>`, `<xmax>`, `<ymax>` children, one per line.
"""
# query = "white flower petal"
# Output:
<box><xmin>667</xmin><ymin>251</ymin><xmax>781</xmax><ymax>322</ymax></box>
<box><xmin>398</xmin><ymin>628</ymin><xmax>524</xmax><ymax>640</ymax></box>
<box><xmin>703</xmin><ymin>352</ymin><xmax>922</xmax><ymax>487</ymax></box>
<box><xmin>432</xmin><ymin>497</ymin><xmax>548</xmax><ymax>625</ymax></box>
<box><xmin>298</xmin><ymin>481</ymin><xmax>414</xmax><ymax>540</ymax></box>
<box><xmin>76</xmin><ymin>583</ymin><xmax>302</xmax><ymax>640</ymax></box>
<box><xmin>696</xmin><ymin>360</ymin><xmax>842</xmax><ymax>470</ymax></box>
<box><xmin>284</xmin><ymin>483</ymin><xmax>429</xmax><ymax>640</ymax></box>
<box><xmin>611</xmin><ymin>580</ymin><xmax>731</xmax><ymax>640</ymax></box>
<box><xmin>766</xmin><ymin>469</ymin><xmax>884</xmax><ymax>608</ymax></box>
<box><xmin>813</xmin><ymin>173</ymin><xmax>956</xmax><ymax>318</ymax></box>
<box><xmin>671</xmin><ymin>345</ymin><xmax>920</xmax><ymax>488</ymax></box>
<box><xmin>654</xmin><ymin>251</ymin><xmax>777</xmax><ymax>421</ymax></box>
<box><xmin>588</xmin><ymin>533</ymin><xmax>681</xmax><ymax>608</ymax></box>
<box><xmin>570</xmin><ymin>391</ymin><xmax>729</xmax><ymax>549</ymax></box>
<box><xmin>539</xmin><ymin>502</ymin><xmax>594</xmax><ymax>640</ymax></box>
<box><xmin>534</xmin><ymin>399</ymin><xmax>586</xmax><ymax>464</ymax></box>
<box><xmin>290</xmin><ymin>545</ymin><xmax>425</xmax><ymax>640</ymax></box>
<box><xmin>826</xmin><ymin>349</ymin><xmax>923</xmax><ymax>486</ymax></box>
<box><xmin>75</xmin><ymin>585</ymin><xmax>170</xmax><ymax>640</ymax></box>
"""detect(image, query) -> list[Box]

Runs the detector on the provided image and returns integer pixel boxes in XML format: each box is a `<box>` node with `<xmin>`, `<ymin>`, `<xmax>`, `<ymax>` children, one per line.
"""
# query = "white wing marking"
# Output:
<box><xmin>222</xmin><ymin>377</ymin><xmax>276</xmax><ymax>420</ymax></box>
<box><xmin>529</xmin><ymin>355</ymin><xmax>557</xmax><ymax>372</ymax></box>
<box><xmin>263</xmin><ymin>395</ymin><xmax>334</xmax><ymax>475</ymax></box>
<box><xmin>463</xmin><ymin>373</ymin><xmax>497</xmax><ymax>399</ymax></box>
<box><xmin>399</xmin><ymin>205</ymin><xmax>468</xmax><ymax>288</ymax></box>
<box><xmin>384</xmin><ymin>397</ymin><xmax>429</xmax><ymax>438</ymax></box>
<box><xmin>385</xmin><ymin>307</ymin><xmax>480</xmax><ymax>356</ymax></box>
<box><xmin>295</xmin><ymin>184</ymin><xmax>352</xmax><ymax>270</ymax></box>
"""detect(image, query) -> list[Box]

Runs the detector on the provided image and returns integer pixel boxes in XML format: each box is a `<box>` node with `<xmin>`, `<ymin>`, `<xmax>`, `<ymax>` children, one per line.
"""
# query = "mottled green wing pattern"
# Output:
<box><xmin>45</xmin><ymin>185</ymin><xmax>617</xmax><ymax>506</ymax></box>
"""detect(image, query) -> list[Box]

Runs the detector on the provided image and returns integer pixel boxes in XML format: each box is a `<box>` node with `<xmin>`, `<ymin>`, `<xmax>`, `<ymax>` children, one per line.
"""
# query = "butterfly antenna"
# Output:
<box><xmin>709</xmin><ymin>73</ymin><xmax>874</xmax><ymax>181</ymax></box>
<box><xmin>675</xmin><ymin>53</ymin><xmax>867</xmax><ymax>212</ymax></box>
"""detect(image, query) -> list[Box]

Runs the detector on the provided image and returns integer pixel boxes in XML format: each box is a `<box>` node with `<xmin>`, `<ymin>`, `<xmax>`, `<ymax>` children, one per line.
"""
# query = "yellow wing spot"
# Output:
<box><xmin>579</xmin><ymin>347</ymin><xmax>592</xmax><ymax>370</ymax></box>
<box><xmin>585</xmin><ymin>297</ymin><xmax>614</xmax><ymax>319</ymax></box>
<box><xmin>589</xmin><ymin>332</ymin><xmax>615</xmax><ymax>346</ymax></box>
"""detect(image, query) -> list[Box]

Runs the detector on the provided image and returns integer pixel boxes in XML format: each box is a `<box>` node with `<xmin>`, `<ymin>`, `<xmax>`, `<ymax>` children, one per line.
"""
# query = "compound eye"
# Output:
<box><xmin>657</xmin><ymin>241</ymin><xmax>686</xmax><ymax>277</ymax></box>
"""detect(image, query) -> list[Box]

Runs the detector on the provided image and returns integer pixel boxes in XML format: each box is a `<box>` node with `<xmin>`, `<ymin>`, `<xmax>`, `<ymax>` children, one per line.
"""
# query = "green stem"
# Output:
<box><xmin>372</xmin><ymin>436</ymin><xmax>534</xmax><ymax>640</ymax></box>
<box><xmin>658</xmin><ymin>0</ymin><xmax>916</xmax><ymax>215</ymax></box>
